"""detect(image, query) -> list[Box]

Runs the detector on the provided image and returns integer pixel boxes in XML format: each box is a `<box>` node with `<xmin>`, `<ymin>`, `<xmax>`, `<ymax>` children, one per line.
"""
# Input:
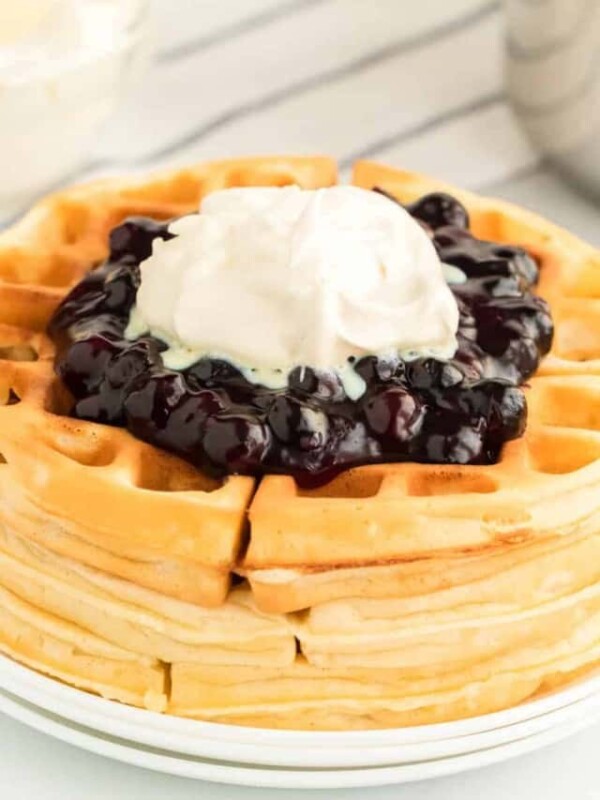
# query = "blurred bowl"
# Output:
<box><xmin>0</xmin><ymin>0</ymin><xmax>150</xmax><ymax>216</ymax></box>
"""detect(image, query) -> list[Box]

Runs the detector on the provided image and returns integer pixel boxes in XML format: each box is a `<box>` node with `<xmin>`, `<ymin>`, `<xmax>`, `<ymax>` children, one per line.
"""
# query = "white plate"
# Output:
<box><xmin>1</xmin><ymin>654</ymin><xmax>600</xmax><ymax>774</ymax></box>
<box><xmin>1</xmin><ymin>685</ymin><xmax>600</xmax><ymax>789</ymax></box>
<box><xmin>2</xmin><ymin>658</ymin><xmax>600</xmax><ymax>768</ymax></box>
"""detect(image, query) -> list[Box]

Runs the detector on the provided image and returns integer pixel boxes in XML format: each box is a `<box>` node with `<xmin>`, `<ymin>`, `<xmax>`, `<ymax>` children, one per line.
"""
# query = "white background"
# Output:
<box><xmin>1</xmin><ymin>0</ymin><xmax>599</xmax><ymax>797</ymax></box>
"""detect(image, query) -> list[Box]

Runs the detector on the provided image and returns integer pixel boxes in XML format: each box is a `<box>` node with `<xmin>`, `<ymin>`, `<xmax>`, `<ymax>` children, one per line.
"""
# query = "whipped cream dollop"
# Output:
<box><xmin>128</xmin><ymin>185</ymin><xmax>460</xmax><ymax>399</ymax></box>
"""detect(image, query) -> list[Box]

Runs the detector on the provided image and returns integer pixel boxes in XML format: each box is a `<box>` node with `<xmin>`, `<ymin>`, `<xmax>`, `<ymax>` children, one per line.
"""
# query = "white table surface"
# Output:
<box><xmin>1</xmin><ymin>1</ymin><xmax>599</xmax><ymax>797</ymax></box>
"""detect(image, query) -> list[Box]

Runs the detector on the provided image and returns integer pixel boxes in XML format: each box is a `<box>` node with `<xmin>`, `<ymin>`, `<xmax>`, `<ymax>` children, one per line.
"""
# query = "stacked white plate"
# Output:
<box><xmin>0</xmin><ymin>655</ymin><xmax>599</xmax><ymax>789</ymax></box>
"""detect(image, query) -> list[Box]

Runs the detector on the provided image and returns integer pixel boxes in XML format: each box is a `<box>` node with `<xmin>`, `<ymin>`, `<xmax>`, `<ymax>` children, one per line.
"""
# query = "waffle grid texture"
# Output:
<box><xmin>0</xmin><ymin>157</ymin><xmax>598</xmax><ymax>729</ymax></box>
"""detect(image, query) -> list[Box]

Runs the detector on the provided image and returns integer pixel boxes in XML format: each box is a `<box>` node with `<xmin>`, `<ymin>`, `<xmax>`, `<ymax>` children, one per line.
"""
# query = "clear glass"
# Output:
<box><xmin>0</xmin><ymin>0</ymin><xmax>151</xmax><ymax>216</ymax></box>
<box><xmin>505</xmin><ymin>0</ymin><xmax>600</xmax><ymax>202</ymax></box>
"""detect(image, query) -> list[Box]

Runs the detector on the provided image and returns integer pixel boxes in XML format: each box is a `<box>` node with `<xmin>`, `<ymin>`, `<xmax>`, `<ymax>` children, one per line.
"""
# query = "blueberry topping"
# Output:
<box><xmin>364</xmin><ymin>387</ymin><xmax>424</xmax><ymax>443</ymax></box>
<box><xmin>407</xmin><ymin>192</ymin><xmax>470</xmax><ymax>230</ymax></box>
<box><xmin>47</xmin><ymin>199</ymin><xmax>554</xmax><ymax>485</ymax></box>
<box><xmin>108</xmin><ymin>216</ymin><xmax>175</xmax><ymax>264</ymax></box>
<box><xmin>433</xmin><ymin>226</ymin><xmax>539</xmax><ymax>288</ymax></box>
<box><xmin>373</xmin><ymin>188</ymin><xmax>470</xmax><ymax>231</ymax></box>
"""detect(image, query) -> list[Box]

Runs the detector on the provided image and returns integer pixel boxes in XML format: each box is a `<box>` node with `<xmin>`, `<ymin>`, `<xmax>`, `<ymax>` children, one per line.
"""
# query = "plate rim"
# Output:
<box><xmin>2</xmin><ymin>679</ymin><xmax>600</xmax><ymax>768</ymax></box>
<box><xmin>1</xmin><ymin>685</ymin><xmax>600</xmax><ymax>789</ymax></box>
<box><xmin>1</xmin><ymin>653</ymin><xmax>600</xmax><ymax>753</ymax></box>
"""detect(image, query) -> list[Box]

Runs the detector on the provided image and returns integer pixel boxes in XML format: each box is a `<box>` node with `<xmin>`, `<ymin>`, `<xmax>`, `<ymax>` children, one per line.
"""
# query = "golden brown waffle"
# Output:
<box><xmin>0</xmin><ymin>156</ymin><xmax>597</xmax><ymax>729</ymax></box>
<box><xmin>246</xmin><ymin>162</ymin><xmax>600</xmax><ymax>611</ymax></box>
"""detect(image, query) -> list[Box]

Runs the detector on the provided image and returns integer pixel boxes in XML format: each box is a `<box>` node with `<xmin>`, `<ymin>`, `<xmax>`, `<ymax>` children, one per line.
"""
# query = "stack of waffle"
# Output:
<box><xmin>0</xmin><ymin>157</ymin><xmax>597</xmax><ymax>729</ymax></box>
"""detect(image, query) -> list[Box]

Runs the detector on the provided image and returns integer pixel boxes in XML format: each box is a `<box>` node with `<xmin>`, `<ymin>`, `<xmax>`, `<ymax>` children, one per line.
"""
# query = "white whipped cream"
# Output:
<box><xmin>128</xmin><ymin>185</ymin><xmax>460</xmax><ymax>399</ymax></box>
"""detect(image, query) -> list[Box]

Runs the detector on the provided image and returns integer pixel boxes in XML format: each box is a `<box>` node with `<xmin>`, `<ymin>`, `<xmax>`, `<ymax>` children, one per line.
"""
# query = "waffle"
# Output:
<box><xmin>0</xmin><ymin>156</ymin><xmax>597</xmax><ymax>729</ymax></box>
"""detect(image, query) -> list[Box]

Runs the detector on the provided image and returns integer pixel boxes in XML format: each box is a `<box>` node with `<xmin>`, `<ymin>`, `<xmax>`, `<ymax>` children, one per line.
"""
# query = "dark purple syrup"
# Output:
<box><xmin>48</xmin><ymin>193</ymin><xmax>553</xmax><ymax>485</ymax></box>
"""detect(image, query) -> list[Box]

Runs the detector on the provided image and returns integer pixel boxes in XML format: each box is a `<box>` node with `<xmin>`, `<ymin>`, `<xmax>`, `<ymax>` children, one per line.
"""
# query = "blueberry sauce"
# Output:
<box><xmin>48</xmin><ymin>193</ymin><xmax>553</xmax><ymax>485</ymax></box>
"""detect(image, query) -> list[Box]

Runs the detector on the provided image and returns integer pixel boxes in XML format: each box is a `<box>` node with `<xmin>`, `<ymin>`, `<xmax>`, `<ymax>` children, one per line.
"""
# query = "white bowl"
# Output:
<box><xmin>0</xmin><ymin>0</ymin><xmax>150</xmax><ymax>216</ymax></box>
